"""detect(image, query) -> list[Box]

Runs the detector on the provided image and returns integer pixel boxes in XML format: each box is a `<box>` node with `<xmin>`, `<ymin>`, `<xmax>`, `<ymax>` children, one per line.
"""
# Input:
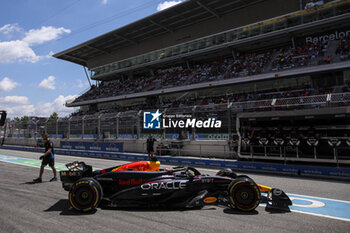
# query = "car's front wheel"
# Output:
<box><xmin>228</xmin><ymin>176</ymin><xmax>261</xmax><ymax>211</ymax></box>
<box><xmin>69</xmin><ymin>178</ymin><xmax>103</xmax><ymax>212</ymax></box>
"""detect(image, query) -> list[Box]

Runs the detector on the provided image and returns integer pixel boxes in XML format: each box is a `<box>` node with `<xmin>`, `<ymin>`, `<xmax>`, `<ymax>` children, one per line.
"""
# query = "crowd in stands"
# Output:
<box><xmin>336</xmin><ymin>35</ymin><xmax>350</xmax><ymax>61</ymax></box>
<box><xmin>271</xmin><ymin>39</ymin><xmax>329</xmax><ymax>71</ymax></box>
<box><xmin>73</xmin><ymin>37</ymin><xmax>345</xmax><ymax>105</ymax></box>
<box><xmin>228</xmin><ymin>51</ymin><xmax>271</xmax><ymax>77</ymax></box>
<box><xmin>70</xmin><ymin>83</ymin><xmax>350</xmax><ymax>118</ymax></box>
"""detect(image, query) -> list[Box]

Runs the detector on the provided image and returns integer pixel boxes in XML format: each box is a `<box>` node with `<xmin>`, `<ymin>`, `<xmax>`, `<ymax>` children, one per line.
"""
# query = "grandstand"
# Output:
<box><xmin>4</xmin><ymin>0</ymin><xmax>350</xmax><ymax>165</ymax></box>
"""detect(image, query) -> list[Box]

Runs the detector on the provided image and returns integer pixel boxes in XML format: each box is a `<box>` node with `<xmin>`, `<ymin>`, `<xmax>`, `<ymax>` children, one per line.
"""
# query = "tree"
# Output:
<box><xmin>49</xmin><ymin>112</ymin><xmax>59</xmax><ymax>121</ymax></box>
<box><xmin>17</xmin><ymin>116</ymin><xmax>29</xmax><ymax>129</ymax></box>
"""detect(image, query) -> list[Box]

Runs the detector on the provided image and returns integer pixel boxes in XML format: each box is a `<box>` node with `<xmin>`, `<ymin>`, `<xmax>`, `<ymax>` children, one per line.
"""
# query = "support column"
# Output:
<box><xmin>56</xmin><ymin>119</ymin><xmax>58</xmax><ymax>139</ymax></box>
<box><xmin>82</xmin><ymin>116</ymin><xmax>86</xmax><ymax>139</ymax></box>
<box><xmin>227</xmin><ymin>103</ymin><xmax>232</xmax><ymax>141</ymax></box>
<box><xmin>137</xmin><ymin>110</ymin><xmax>142</xmax><ymax>139</ymax></box>
<box><xmin>97</xmin><ymin>114</ymin><xmax>102</xmax><ymax>139</ymax></box>
<box><xmin>191</xmin><ymin>106</ymin><xmax>197</xmax><ymax>140</ymax></box>
<box><xmin>116</xmin><ymin>113</ymin><xmax>121</xmax><ymax>139</ymax></box>
<box><xmin>68</xmin><ymin>117</ymin><xmax>71</xmax><ymax>139</ymax></box>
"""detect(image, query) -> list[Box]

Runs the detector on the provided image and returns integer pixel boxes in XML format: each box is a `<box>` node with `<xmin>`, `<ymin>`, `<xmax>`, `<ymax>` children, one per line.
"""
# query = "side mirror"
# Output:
<box><xmin>0</xmin><ymin>111</ymin><xmax>6</xmax><ymax>126</ymax></box>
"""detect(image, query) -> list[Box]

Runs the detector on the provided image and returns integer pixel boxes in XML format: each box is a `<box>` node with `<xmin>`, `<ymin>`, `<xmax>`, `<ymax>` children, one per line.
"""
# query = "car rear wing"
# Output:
<box><xmin>60</xmin><ymin>161</ymin><xmax>93</xmax><ymax>191</ymax></box>
<box><xmin>0</xmin><ymin>111</ymin><xmax>6</xmax><ymax>126</ymax></box>
<box><xmin>65</xmin><ymin>161</ymin><xmax>93</xmax><ymax>175</ymax></box>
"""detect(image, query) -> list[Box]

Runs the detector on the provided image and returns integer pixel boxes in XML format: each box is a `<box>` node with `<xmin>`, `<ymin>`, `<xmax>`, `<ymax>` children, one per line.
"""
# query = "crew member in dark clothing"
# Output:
<box><xmin>259</xmin><ymin>127</ymin><xmax>270</xmax><ymax>140</ymax></box>
<box><xmin>307</xmin><ymin>126</ymin><xmax>319</xmax><ymax>139</ymax></box>
<box><xmin>146</xmin><ymin>134</ymin><xmax>157</xmax><ymax>160</ymax></box>
<box><xmin>301</xmin><ymin>126</ymin><xmax>319</xmax><ymax>140</ymax></box>
<box><xmin>33</xmin><ymin>133</ymin><xmax>57</xmax><ymax>183</ymax></box>
<box><xmin>258</xmin><ymin>127</ymin><xmax>270</xmax><ymax>146</ymax></box>
<box><xmin>274</xmin><ymin>127</ymin><xmax>284</xmax><ymax>140</ymax></box>
<box><xmin>247</xmin><ymin>125</ymin><xmax>255</xmax><ymax>142</ymax></box>
<box><xmin>289</xmin><ymin>127</ymin><xmax>300</xmax><ymax>139</ymax></box>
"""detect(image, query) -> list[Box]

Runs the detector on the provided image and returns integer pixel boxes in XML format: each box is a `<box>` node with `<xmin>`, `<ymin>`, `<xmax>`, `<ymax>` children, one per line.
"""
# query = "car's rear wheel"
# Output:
<box><xmin>69</xmin><ymin>178</ymin><xmax>103</xmax><ymax>212</ymax></box>
<box><xmin>228</xmin><ymin>176</ymin><xmax>260</xmax><ymax>211</ymax></box>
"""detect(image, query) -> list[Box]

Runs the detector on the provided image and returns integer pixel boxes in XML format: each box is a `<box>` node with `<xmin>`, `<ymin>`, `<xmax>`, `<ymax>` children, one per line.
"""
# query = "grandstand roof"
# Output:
<box><xmin>53</xmin><ymin>0</ymin><xmax>265</xmax><ymax>67</ymax></box>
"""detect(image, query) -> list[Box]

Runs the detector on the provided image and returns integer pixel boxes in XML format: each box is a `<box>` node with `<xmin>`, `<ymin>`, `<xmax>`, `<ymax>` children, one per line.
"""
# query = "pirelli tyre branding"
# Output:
<box><xmin>141</xmin><ymin>181</ymin><xmax>186</xmax><ymax>190</ymax></box>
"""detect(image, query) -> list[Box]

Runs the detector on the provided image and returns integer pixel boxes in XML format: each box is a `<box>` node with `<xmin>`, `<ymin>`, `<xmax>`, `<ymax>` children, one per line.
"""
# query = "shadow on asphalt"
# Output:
<box><xmin>20</xmin><ymin>181</ymin><xmax>48</xmax><ymax>185</ymax></box>
<box><xmin>44</xmin><ymin>199</ymin><xmax>97</xmax><ymax>215</ymax></box>
<box><xmin>223</xmin><ymin>208</ymin><xmax>259</xmax><ymax>215</ymax></box>
<box><xmin>45</xmin><ymin>200</ymin><xmax>262</xmax><ymax>215</ymax></box>
<box><xmin>99</xmin><ymin>202</ymin><xmax>214</xmax><ymax>212</ymax></box>
<box><xmin>265</xmin><ymin>206</ymin><xmax>291</xmax><ymax>214</ymax></box>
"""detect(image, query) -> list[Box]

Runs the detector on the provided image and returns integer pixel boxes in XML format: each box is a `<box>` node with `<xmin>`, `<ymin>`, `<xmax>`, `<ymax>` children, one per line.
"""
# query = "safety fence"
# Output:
<box><xmin>3</xmin><ymin>92</ymin><xmax>348</xmax><ymax>140</ymax></box>
<box><xmin>1</xmin><ymin>92</ymin><xmax>349</xmax><ymax>164</ymax></box>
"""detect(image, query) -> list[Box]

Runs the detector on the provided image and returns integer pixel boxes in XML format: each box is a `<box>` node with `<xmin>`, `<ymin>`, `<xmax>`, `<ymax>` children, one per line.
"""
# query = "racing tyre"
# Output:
<box><xmin>228</xmin><ymin>176</ymin><xmax>261</xmax><ymax>212</ymax></box>
<box><xmin>69</xmin><ymin>178</ymin><xmax>103</xmax><ymax>212</ymax></box>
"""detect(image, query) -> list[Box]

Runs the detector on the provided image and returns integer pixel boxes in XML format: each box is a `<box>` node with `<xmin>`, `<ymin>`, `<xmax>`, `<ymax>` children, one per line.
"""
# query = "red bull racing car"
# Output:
<box><xmin>60</xmin><ymin>158</ymin><xmax>292</xmax><ymax>212</ymax></box>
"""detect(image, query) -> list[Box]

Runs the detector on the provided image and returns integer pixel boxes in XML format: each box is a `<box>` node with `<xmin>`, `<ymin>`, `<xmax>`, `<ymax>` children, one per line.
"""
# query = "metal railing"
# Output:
<box><xmin>239</xmin><ymin>137</ymin><xmax>350</xmax><ymax>166</ymax></box>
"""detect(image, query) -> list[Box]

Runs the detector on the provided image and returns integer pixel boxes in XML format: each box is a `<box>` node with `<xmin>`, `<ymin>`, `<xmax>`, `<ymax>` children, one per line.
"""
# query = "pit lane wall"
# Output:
<box><xmin>1</xmin><ymin>144</ymin><xmax>349</xmax><ymax>180</ymax></box>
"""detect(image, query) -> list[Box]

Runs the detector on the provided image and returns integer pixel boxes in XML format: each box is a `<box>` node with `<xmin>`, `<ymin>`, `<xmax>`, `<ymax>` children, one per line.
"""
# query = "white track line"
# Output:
<box><xmin>259</xmin><ymin>203</ymin><xmax>350</xmax><ymax>222</ymax></box>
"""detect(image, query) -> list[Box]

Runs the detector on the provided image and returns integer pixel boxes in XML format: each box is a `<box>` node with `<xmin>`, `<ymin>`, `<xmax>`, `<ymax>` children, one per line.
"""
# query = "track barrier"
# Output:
<box><xmin>1</xmin><ymin>145</ymin><xmax>349</xmax><ymax>179</ymax></box>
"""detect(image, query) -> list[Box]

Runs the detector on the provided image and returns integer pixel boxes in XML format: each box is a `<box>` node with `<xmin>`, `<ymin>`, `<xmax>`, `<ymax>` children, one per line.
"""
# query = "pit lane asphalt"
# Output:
<box><xmin>0</xmin><ymin>149</ymin><xmax>349</xmax><ymax>233</ymax></box>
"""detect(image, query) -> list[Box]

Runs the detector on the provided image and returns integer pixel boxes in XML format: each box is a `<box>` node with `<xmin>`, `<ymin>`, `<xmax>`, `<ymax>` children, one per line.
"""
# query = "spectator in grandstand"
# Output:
<box><xmin>336</xmin><ymin>36</ymin><xmax>350</xmax><ymax>61</ymax></box>
<box><xmin>146</xmin><ymin>134</ymin><xmax>157</xmax><ymax>160</ymax></box>
<box><xmin>33</xmin><ymin>133</ymin><xmax>57</xmax><ymax>183</ymax></box>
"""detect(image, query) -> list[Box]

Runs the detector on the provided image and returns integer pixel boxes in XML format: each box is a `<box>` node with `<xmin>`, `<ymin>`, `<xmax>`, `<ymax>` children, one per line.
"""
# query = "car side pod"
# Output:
<box><xmin>266</xmin><ymin>188</ymin><xmax>292</xmax><ymax>211</ymax></box>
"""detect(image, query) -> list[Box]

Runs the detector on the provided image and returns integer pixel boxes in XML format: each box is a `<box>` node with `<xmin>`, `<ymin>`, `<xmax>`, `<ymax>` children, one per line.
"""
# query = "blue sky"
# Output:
<box><xmin>0</xmin><ymin>0</ymin><xmax>184</xmax><ymax>118</ymax></box>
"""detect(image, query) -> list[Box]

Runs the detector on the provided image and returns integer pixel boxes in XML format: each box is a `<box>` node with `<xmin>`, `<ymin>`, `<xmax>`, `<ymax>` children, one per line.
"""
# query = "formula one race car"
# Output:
<box><xmin>60</xmin><ymin>158</ymin><xmax>292</xmax><ymax>212</ymax></box>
